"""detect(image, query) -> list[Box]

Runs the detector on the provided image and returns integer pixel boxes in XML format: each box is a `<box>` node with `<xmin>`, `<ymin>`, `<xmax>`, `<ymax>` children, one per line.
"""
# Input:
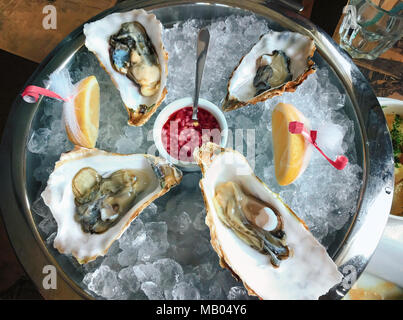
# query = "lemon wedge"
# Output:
<box><xmin>272</xmin><ymin>103</ymin><xmax>311</xmax><ymax>186</ymax></box>
<box><xmin>64</xmin><ymin>76</ymin><xmax>100</xmax><ymax>149</ymax></box>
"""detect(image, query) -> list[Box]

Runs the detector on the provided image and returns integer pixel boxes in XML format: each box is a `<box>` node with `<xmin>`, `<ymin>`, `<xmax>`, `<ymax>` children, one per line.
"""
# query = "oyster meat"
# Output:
<box><xmin>222</xmin><ymin>31</ymin><xmax>316</xmax><ymax>111</ymax></box>
<box><xmin>109</xmin><ymin>22</ymin><xmax>161</xmax><ymax>97</ymax></box>
<box><xmin>72</xmin><ymin>167</ymin><xmax>150</xmax><ymax>234</ymax></box>
<box><xmin>42</xmin><ymin>147</ymin><xmax>182</xmax><ymax>263</ymax></box>
<box><xmin>214</xmin><ymin>181</ymin><xmax>290</xmax><ymax>268</ymax></box>
<box><xmin>253</xmin><ymin>51</ymin><xmax>292</xmax><ymax>96</ymax></box>
<box><xmin>194</xmin><ymin>143</ymin><xmax>343</xmax><ymax>299</ymax></box>
<box><xmin>84</xmin><ymin>9</ymin><xmax>168</xmax><ymax>126</ymax></box>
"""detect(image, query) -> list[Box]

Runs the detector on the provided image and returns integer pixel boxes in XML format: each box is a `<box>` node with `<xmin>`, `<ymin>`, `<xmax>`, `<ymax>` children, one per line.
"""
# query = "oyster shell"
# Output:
<box><xmin>41</xmin><ymin>147</ymin><xmax>182</xmax><ymax>263</ymax></box>
<box><xmin>193</xmin><ymin>143</ymin><xmax>342</xmax><ymax>299</ymax></box>
<box><xmin>84</xmin><ymin>9</ymin><xmax>168</xmax><ymax>126</ymax></box>
<box><xmin>222</xmin><ymin>31</ymin><xmax>316</xmax><ymax>111</ymax></box>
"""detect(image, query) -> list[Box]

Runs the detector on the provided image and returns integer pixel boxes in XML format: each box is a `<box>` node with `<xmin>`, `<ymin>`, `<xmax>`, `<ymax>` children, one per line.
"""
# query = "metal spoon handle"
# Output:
<box><xmin>192</xmin><ymin>28</ymin><xmax>210</xmax><ymax>121</ymax></box>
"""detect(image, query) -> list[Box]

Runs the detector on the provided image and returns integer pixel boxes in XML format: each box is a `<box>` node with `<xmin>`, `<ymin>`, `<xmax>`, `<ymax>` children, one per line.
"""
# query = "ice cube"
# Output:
<box><xmin>193</xmin><ymin>236</ymin><xmax>211</xmax><ymax>256</ymax></box>
<box><xmin>141</xmin><ymin>281</ymin><xmax>165</xmax><ymax>300</ymax></box>
<box><xmin>101</xmin><ymin>254</ymin><xmax>121</xmax><ymax>272</ymax></box>
<box><xmin>208</xmin><ymin>282</ymin><xmax>225</xmax><ymax>300</ymax></box>
<box><xmin>45</xmin><ymin>232</ymin><xmax>57</xmax><ymax>246</ymax></box>
<box><xmin>132</xmin><ymin>263</ymin><xmax>162</xmax><ymax>284</ymax></box>
<box><xmin>117</xmin><ymin>249</ymin><xmax>138</xmax><ymax>267</ymax></box>
<box><xmin>137</xmin><ymin>222</ymin><xmax>169</xmax><ymax>262</ymax></box>
<box><xmin>83</xmin><ymin>265</ymin><xmax>123</xmax><ymax>299</ymax></box>
<box><xmin>227</xmin><ymin>286</ymin><xmax>250</xmax><ymax>300</ymax></box>
<box><xmin>84</xmin><ymin>257</ymin><xmax>104</xmax><ymax>274</ymax></box>
<box><xmin>33</xmin><ymin>165</ymin><xmax>53</xmax><ymax>183</ymax></box>
<box><xmin>118</xmin><ymin>218</ymin><xmax>144</xmax><ymax>252</ymax></box>
<box><xmin>153</xmin><ymin>258</ymin><xmax>184</xmax><ymax>288</ymax></box>
<box><xmin>167</xmin><ymin>211</ymin><xmax>192</xmax><ymax>234</ymax></box>
<box><xmin>31</xmin><ymin>197</ymin><xmax>51</xmax><ymax>219</ymax></box>
<box><xmin>38</xmin><ymin>217</ymin><xmax>57</xmax><ymax>236</ymax></box>
<box><xmin>107</xmin><ymin>241</ymin><xmax>121</xmax><ymax>256</ymax></box>
<box><xmin>192</xmin><ymin>208</ymin><xmax>208</xmax><ymax>231</ymax></box>
<box><xmin>316</xmin><ymin>122</ymin><xmax>346</xmax><ymax>156</ymax></box>
<box><xmin>214</xmin><ymin>270</ymin><xmax>239</xmax><ymax>295</ymax></box>
<box><xmin>193</xmin><ymin>262</ymin><xmax>217</xmax><ymax>281</ymax></box>
<box><xmin>139</xmin><ymin>203</ymin><xmax>159</xmax><ymax>222</ymax></box>
<box><xmin>27</xmin><ymin>128</ymin><xmax>51</xmax><ymax>154</ymax></box>
<box><xmin>172</xmin><ymin>281</ymin><xmax>201</xmax><ymax>300</ymax></box>
<box><xmin>118</xmin><ymin>267</ymin><xmax>140</xmax><ymax>293</ymax></box>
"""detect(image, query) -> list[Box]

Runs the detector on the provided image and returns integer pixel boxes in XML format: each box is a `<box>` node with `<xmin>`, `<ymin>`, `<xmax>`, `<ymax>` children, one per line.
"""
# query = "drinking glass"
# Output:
<box><xmin>339</xmin><ymin>0</ymin><xmax>403</xmax><ymax>60</ymax></box>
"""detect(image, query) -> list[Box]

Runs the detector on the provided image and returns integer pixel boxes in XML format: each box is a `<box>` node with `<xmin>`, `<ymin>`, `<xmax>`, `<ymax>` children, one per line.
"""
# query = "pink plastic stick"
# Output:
<box><xmin>289</xmin><ymin>121</ymin><xmax>348</xmax><ymax>170</ymax></box>
<box><xmin>21</xmin><ymin>85</ymin><xmax>68</xmax><ymax>103</ymax></box>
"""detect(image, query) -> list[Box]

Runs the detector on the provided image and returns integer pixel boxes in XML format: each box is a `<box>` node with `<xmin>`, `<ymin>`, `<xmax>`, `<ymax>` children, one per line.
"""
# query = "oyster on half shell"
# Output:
<box><xmin>222</xmin><ymin>31</ymin><xmax>316</xmax><ymax>111</ymax></box>
<box><xmin>84</xmin><ymin>9</ymin><xmax>168</xmax><ymax>126</ymax></box>
<box><xmin>41</xmin><ymin>147</ymin><xmax>182</xmax><ymax>264</ymax></box>
<box><xmin>193</xmin><ymin>143</ymin><xmax>342</xmax><ymax>300</ymax></box>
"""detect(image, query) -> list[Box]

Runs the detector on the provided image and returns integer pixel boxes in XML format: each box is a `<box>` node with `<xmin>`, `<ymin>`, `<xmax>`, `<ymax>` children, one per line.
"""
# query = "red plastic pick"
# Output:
<box><xmin>289</xmin><ymin>121</ymin><xmax>348</xmax><ymax>170</ymax></box>
<box><xmin>21</xmin><ymin>85</ymin><xmax>69</xmax><ymax>103</ymax></box>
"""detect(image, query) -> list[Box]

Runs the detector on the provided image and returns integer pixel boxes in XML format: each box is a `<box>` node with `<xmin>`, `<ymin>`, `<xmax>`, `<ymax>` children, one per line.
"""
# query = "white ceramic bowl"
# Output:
<box><xmin>365</xmin><ymin>97</ymin><xmax>403</xmax><ymax>287</ymax></box>
<box><xmin>153</xmin><ymin>97</ymin><xmax>228</xmax><ymax>172</ymax></box>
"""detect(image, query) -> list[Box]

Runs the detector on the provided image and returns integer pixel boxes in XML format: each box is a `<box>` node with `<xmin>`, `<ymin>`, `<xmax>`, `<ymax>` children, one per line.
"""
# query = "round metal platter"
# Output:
<box><xmin>0</xmin><ymin>0</ymin><xmax>394</xmax><ymax>299</ymax></box>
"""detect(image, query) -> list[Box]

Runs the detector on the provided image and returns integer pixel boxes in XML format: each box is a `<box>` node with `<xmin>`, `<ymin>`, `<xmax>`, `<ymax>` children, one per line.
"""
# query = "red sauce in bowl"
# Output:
<box><xmin>161</xmin><ymin>106</ymin><xmax>221</xmax><ymax>162</ymax></box>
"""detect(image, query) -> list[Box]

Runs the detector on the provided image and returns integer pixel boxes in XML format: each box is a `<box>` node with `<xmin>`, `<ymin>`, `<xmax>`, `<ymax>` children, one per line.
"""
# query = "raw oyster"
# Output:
<box><xmin>214</xmin><ymin>181</ymin><xmax>290</xmax><ymax>268</ymax></box>
<box><xmin>42</xmin><ymin>147</ymin><xmax>182</xmax><ymax>263</ymax></box>
<box><xmin>193</xmin><ymin>143</ymin><xmax>343</xmax><ymax>299</ymax></box>
<box><xmin>84</xmin><ymin>9</ymin><xmax>168</xmax><ymax>126</ymax></box>
<box><xmin>222</xmin><ymin>31</ymin><xmax>316</xmax><ymax>111</ymax></box>
<box><xmin>253</xmin><ymin>51</ymin><xmax>292</xmax><ymax>95</ymax></box>
<box><xmin>109</xmin><ymin>22</ymin><xmax>161</xmax><ymax>97</ymax></box>
<box><xmin>72</xmin><ymin>167</ymin><xmax>149</xmax><ymax>234</ymax></box>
